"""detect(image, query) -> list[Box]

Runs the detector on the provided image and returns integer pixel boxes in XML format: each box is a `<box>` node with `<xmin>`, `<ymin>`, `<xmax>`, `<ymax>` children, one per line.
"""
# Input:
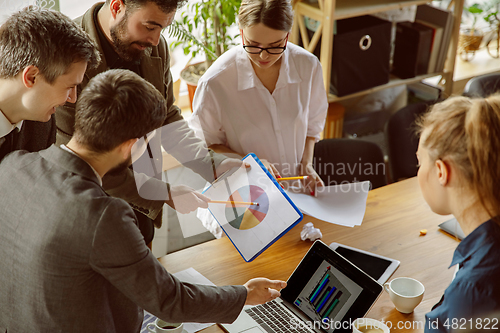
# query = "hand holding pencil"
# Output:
<box><xmin>300</xmin><ymin>166</ymin><xmax>324</xmax><ymax>197</ymax></box>
<box><xmin>260</xmin><ymin>158</ymin><xmax>281</xmax><ymax>179</ymax></box>
<box><xmin>276</xmin><ymin>170</ymin><xmax>324</xmax><ymax>197</ymax></box>
<box><xmin>276</xmin><ymin>176</ymin><xmax>309</xmax><ymax>181</ymax></box>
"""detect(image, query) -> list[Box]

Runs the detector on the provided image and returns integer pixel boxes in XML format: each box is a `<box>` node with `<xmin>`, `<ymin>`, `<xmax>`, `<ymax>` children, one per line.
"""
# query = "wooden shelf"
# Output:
<box><xmin>292</xmin><ymin>0</ymin><xmax>464</xmax><ymax>108</ymax></box>
<box><xmin>334</xmin><ymin>0</ymin><xmax>430</xmax><ymax>20</ymax></box>
<box><xmin>294</xmin><ymin>0</ymin><xmax>431</xmax><ymax>24</ymax></box>
<box><xmin>327</xmin><ymin>73</ymin><xmax>445</xmax><ymax>102</ymax></box>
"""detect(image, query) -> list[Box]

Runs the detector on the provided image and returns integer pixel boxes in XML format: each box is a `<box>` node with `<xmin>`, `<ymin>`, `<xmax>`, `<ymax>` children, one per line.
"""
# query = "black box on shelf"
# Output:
<box><xmin>301</xmin><ymin>15</ymin><xmax>391</xmax><ymax>97</ymax></box>
<box><xmin>392</xmin><ymin>21</ymin><xmax>434</xmax><ymax>79</ymax></box>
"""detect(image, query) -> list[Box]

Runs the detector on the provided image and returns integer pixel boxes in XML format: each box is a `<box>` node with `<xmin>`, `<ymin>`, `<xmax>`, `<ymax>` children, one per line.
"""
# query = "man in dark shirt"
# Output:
<box><xmin>0</xmin><ymin>7</ymin><xmax>99</xmax><ymax>162</ymax></box>
<box><xmin>0</xmin><ymin>68</ymin><xmax>285</xmax><ymax>333</ymax></box>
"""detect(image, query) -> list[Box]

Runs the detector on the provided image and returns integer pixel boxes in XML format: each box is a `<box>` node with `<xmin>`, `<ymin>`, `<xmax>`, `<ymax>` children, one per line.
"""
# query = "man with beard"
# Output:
<box><xmin>56</xmin><ymin>0</ymin><xmax>241</xmax><ymax>246</ymax></box>
<box><xmin>0</xmin><ymin>69</ymin><xmax>286</xmax><ymax>333</ymax></box>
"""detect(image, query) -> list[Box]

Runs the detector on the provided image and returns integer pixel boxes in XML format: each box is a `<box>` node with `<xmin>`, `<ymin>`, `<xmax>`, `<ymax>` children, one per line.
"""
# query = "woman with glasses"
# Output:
<box><xmin>189</xmin><ymin>0</ymin><xmax>328</xmax><ymax>196</ymax></box>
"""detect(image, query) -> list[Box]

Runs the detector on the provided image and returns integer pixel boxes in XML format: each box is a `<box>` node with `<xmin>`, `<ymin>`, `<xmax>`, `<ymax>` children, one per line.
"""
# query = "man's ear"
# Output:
<box><xmin>22</xmin><ymin>66</ymin><xmax>40</xmax><ymax>88</ymax></box>
<box><xmin>109</xmin><ymin>0</ymin><xmax>125</xmax><ymax>20</ymax></box>
<box><xmin>435</xmin><ymin>159</ymin><xmax>450</xmax><ymax>187</ymax></box>
<box><xmin>119</xmin><ymin>138</ymin><xmax>138</xmax><ymax>159</ymax></box>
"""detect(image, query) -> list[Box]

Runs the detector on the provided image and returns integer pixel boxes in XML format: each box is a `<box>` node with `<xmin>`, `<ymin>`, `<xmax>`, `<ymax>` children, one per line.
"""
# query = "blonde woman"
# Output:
<box><xmin>416</xmin><ymin>95</ymin><xmax>500</xmax><ymax>332</ymax></box>
<box><xmin>189</xmin><ymin>0</ymin><xmax>328</xmax><ymax>196</ymax></box>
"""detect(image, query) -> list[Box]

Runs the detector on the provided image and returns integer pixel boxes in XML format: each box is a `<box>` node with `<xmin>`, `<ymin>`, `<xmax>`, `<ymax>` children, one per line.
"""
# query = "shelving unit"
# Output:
<box><xmin>291</xmin><ymin>0</ymin><xmax>465</xmax><ymax>102</ymax></box>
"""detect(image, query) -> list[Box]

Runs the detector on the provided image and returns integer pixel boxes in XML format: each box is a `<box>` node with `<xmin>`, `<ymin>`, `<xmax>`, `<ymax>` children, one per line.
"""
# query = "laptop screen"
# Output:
<box><xmin>281</xmin><ymin>241</ymin><xmax>382</xmax><ymax>333</ymax></box>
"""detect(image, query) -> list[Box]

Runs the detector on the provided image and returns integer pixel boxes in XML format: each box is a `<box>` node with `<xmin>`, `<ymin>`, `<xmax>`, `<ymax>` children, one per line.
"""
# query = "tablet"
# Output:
<box><xmin>329</xmin><ymin>242</ymin><xmax>400</xmax><ymax>284</ymax></box>
<box><xmin>438</xmin><ymin>218</ymin><xmax>465</xmax><ymax>240</ymax></box>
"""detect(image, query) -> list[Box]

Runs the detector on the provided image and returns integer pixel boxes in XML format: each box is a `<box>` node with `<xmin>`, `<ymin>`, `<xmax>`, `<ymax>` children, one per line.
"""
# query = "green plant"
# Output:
<box><xmin>168</xmin><ymin>0</ymin><xmax>241</xmax><ymax>68</ymax></box>
<box><xmin>463</xmin><ymin>3</ymin><xmax>484</xmax><ymax>34</ymax></box>
<box><xmin>483</xmin><ymin>0</ymin><xmax>500</xmax><ymax>27</ymax></box>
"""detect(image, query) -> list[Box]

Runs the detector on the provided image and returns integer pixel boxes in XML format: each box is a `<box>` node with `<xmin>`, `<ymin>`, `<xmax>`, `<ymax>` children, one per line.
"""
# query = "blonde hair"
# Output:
<box><xmin>238</xmin><ymin>0</ymin><xmax>294</xmax><ymax>32</ymax></box>
<box><xmin>418</xmin><ymin>95</ymin><xmax>500</xmax><ymax>223</ymax></box>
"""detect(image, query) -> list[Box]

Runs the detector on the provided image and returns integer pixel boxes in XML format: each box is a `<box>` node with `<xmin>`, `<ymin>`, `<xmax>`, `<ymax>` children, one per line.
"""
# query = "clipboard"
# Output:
<box><xmin>203</xmin><ymin>153</ymin><xmax>303</xmax><ymax>261</ymax></box>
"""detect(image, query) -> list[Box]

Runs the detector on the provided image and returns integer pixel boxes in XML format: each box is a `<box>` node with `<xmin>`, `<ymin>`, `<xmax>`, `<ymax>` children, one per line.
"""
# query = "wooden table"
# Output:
<box><xmin>159</xmin><ymin>177</ymin><xmax>460</xmax><ymax>332</ymax></box>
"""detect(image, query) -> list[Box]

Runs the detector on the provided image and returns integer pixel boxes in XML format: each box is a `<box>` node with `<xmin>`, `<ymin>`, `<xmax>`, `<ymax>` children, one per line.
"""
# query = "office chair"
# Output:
<box><xmin>463</xmin><ymin>73</ymin><xmax>500</xmax><ymax>97</ymax></box>
<box><xmin>385</xmin><ymin>102</ymin><xmax>430</xmax><ymax>182</ymax></box>
<box><xmin>313</xmin><ymin>138</ymin><xmax>387</xmax><ymax>190</ymax></box>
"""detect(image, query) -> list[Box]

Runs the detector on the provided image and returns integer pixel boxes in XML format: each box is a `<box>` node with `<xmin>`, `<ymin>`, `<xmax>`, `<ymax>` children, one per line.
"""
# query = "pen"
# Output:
<box><xmin>209</xmin><ymin>200</ymin><xmax>260</xmax><ymax>206</ymax></box>
<box><xmin>277</xmin><ymin>176</ymin><xmax>309</xmax><ymax>181</ymax></box>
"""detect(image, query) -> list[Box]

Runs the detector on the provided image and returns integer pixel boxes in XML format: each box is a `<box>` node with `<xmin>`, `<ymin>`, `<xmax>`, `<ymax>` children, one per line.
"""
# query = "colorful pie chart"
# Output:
<box><xmin>225</xmin><ymin>185</ymin><xmax>269</xmax><ymax>230</ymax></box>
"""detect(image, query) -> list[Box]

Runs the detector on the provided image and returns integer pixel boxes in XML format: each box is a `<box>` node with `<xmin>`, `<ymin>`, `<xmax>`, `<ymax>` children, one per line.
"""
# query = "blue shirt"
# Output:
<box><xmin>425</xmin><ymin>219</ymin><xmax>500</xmax><ymax>332</ymax></box>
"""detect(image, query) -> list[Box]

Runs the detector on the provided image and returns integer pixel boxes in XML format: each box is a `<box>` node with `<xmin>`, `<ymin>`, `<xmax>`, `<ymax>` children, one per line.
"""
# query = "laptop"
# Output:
<box><xmin>221</xmin><ymin>240</ymin><xmax>383</xmax><ymax>333</ymax></box>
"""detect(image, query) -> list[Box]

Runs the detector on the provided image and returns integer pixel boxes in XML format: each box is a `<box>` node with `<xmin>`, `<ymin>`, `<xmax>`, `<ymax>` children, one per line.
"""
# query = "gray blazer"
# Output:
<box><xmin>0</xmin><ymin>145</ymin><xmax>246</xmax><ymax>333</ymax></box>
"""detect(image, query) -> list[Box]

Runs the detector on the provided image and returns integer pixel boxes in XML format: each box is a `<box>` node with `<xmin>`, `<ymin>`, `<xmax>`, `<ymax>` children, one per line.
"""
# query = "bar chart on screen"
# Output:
<box><xmin>293</xmin><ymin>261</ymin><xmax>363</xmax><ymax>325</ymax></box>
<box><xmin>301</xmin><ymin>267</ymin><xmax>351</xmax><ymax>321</ymax></box>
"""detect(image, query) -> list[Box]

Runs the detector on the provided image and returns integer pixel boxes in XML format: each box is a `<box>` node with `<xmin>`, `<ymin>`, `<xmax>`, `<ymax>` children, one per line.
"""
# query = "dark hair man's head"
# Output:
<box><xmin>105</xmin><ymin>0</ymin><xmax>187</xmax><ymax>14</ymax></box>
<box><xmin>74</xmin><ymin>69</ymin><xmax>166</xmax><ymax>154</ymax></box>
<box><xmin>103</xmin><ymin>0</ymin><xmax>187</xmax><ymax>61</ymax></box>
<box><xmin>0</xmin><ymin>6</ymin><xmax>100</xmax><ymax>84</ymax></box>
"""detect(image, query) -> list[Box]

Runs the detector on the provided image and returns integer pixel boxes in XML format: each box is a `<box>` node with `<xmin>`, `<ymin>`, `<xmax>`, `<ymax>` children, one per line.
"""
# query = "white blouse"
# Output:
<box><xmin>188</xmin><ymin>43</ymin><xmax>328</xmax><ymax>176</ymax></box>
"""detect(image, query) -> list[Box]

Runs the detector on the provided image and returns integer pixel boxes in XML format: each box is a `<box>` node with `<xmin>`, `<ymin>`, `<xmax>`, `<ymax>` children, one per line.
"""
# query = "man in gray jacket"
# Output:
<box><xmin>0</xmin><ymin>69</ymin><xmax>285</xmax><ymax>333</ymax></box>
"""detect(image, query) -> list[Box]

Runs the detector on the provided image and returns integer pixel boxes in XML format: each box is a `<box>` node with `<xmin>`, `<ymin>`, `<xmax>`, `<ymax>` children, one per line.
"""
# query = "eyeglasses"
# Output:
<box><xmin>242</xmin><ymin>32</ymin><xmax>289</xmax><ymax>55</ymax></box>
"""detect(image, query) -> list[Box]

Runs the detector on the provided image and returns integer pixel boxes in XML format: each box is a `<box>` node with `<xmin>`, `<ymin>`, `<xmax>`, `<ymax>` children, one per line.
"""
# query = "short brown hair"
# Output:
<box><xmin>417</xmin><ymin>95</ymin><xmax>500</xmax><ymax>224</ymax></box>
<box><xmin>238</xmin><ymin>0</ymin><xmax>294</xmax><ymax>31</ymax></box>
<box><xmin>74</xmin><ymin>69</ymin><xmax>167</xmax><ymax>153</ymax></box>
<box><xmin>0</xmin><ymin>6</ymin><xmax>100</xmax><ymax>84</ymax></box>
<box><xmin>106</xmin><ymin>0</ymin><xmax>187</xmax><ymax>14</ymax></box>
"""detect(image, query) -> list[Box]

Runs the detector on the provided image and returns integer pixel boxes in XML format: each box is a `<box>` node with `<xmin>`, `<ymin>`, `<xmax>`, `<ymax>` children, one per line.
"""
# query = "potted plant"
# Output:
<box><xmin>168</xmin><ymin>0</ymin><xmax>241</xmax><ymax>110</ymax></box>
<box><xmin>482</xmin><ymin>0</ymin><xmax>500</xmax><ymax>58</ymax></box>
<box><xmin>459</xmin><ymin>3</ymin><xmax>485</xmax><ymax>60</ymax></box>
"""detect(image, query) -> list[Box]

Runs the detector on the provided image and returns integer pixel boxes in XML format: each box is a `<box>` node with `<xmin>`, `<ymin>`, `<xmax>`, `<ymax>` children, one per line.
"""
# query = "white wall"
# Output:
<box><xmin>59</xmin><ymin>0</ymin><xmax>97</xmax><ymax>19</ymax></box>
<box><xmin>0</xmin><ymin>0</ymin><xmax>35</xmax><ymax>23</ymax></box>
<box><xmin>0</xmin><ymin>1</ymin><xmax>104</xmax><ymax>22</ymax></box>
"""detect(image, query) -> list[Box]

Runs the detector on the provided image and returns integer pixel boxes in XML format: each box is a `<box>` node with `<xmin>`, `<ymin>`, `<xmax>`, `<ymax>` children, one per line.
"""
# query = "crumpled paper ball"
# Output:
<box><xmin>300</xmin><ymin>222</ymin><xmax>322</xmax><ymax>241</ymax></box>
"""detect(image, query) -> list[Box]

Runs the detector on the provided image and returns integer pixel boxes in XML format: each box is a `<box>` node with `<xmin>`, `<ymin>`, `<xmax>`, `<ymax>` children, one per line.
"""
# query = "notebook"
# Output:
<box><xmin>221</xmin><ymin>241</ymin><xmax>383</xmax><ymax>333</ymax></box>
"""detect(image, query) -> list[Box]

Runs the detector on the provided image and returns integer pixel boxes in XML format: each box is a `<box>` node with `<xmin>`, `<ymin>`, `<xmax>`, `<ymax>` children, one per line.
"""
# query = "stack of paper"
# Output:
<box><xmin>285</xmin><ymin>181</ymin><xmax>370</xmax><ymax>227</ymax></box>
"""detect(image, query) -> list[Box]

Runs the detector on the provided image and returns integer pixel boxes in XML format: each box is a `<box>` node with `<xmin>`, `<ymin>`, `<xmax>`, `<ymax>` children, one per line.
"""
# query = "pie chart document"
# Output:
<box><xmin>203</xmin><ymin>153</ymin><xmax>303</xmax><ymax>261</ymax></box>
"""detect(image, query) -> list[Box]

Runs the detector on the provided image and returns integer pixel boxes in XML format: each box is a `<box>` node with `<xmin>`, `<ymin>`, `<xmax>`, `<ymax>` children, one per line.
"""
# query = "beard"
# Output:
<box><xmin>107</xmin><ymin>154</ymin><xmax>133</xmax><ymax>176</ymax></box>
<box><xmin>109</xmin><ymin>12</ymin><xmax>153</xmax><ymax>62</ymax></box>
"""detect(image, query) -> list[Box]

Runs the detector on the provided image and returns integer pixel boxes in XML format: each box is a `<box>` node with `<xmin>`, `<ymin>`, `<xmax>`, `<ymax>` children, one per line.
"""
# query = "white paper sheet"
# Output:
<box><xmin>285</xmin><ymin>181</ymin><xmax>370</xmax><ymax>227</ymax></box>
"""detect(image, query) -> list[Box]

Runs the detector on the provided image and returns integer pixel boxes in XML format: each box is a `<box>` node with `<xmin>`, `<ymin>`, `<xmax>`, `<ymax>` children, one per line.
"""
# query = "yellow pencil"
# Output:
<box><xmin>277</xmin><ymin>176</ymin><xmax>309</xmax><ymax>181</ymax></box>
<box><xmin>209</xmin><ymin>200</ymin><xmax>259</xmax><ymax>206</ymax></box>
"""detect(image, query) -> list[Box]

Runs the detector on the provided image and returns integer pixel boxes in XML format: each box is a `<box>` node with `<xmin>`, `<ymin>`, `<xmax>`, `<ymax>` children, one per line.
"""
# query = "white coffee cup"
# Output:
<box><xmin>147</xmin><ymin>319</ymin><xmax>184</xmax><ymax>333</ymax></box>
<box><xmin>383</xmin><ymin>277</ymin><xmax>425</xmax><ymax>313</ymax></box>
<box><xmin>352</xmin><ymin>318</ymin><xmax>390</xmax><ymax>333</ymax></box>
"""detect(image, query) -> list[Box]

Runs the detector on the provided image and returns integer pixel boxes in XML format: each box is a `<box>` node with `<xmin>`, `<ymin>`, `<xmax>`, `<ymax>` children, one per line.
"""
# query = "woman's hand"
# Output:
<box><xmin>260</xmin><ymin>159</ymin><xmax>281</xmax><ymax>179</ymax></box>
<box><xmin>298</xmin><ymin>162</ymin><xmax>324</xmax><ymax>196</ymax></box>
